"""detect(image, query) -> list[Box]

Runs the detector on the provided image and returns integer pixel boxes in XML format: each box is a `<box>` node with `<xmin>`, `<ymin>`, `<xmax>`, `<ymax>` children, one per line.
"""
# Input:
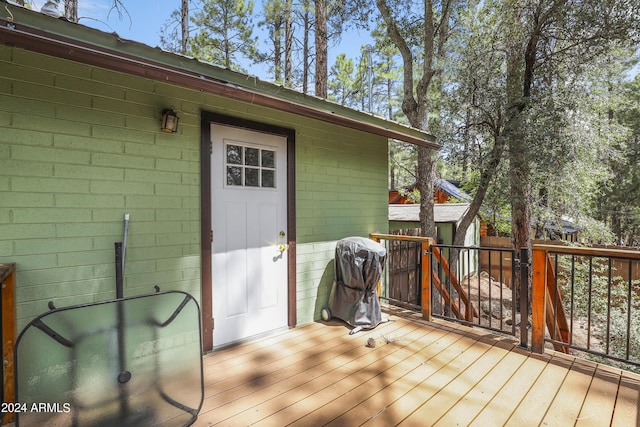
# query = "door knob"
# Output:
<box><xmin>278</xmin><ymin>244</ymin><xmax>288</xmax><ymax>253</ymax></box>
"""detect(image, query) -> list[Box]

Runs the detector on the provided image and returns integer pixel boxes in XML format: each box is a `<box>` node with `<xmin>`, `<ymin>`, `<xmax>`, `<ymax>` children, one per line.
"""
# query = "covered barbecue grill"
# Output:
<box><xmin>323</xmin><ymin>237</ymin><xmax>387</xmax><ymax>334</ymax></box>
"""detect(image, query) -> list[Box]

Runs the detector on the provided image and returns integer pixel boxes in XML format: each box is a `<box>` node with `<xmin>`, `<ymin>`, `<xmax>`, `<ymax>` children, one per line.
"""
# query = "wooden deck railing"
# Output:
<box><xmin>532</xmin><ymin>244</ymin><xmax>640</xmax><ymax>367</ymax></box>
<box><xmin>371</xmin><ymin>235</ymin><xmax>640</xmax><ymax>367</ymax></box>
<box><xmin>370</xmin><ymin>233</ymin><xmax>434</xmax><ymax>321</ymax></box>
<box><xmin>431</xmin><ymin>246</ymin><xmax>478</xmax><ymax>321</ymax></box>
<box><xmin>370</xmin><ymin>234</ymin><xmax>524</xmax><ymax>340</ymax></box>
<box><xmin>1</xmin><ymin>263</ymin><xmax>16</xmax><ymax>425</ymax></box>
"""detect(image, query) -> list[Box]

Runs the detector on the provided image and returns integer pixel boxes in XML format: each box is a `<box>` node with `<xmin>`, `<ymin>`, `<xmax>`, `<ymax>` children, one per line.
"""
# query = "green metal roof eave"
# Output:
<box><xmin>0</xmin><ymin>4</ymin><xmax>438</xmax><ymax>149</ymax></box>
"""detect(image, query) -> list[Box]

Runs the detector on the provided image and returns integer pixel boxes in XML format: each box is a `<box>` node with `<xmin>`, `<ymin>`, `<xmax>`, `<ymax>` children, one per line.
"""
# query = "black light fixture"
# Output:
<box><xmin>161</xmin><ymin>108</ymin><xmax>179</xmax><ymax>133</ymax></box>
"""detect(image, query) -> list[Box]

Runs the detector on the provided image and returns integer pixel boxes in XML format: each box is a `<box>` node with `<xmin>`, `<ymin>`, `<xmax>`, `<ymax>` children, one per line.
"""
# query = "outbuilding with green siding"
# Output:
<box><xmin>0</xmin><ymin>5</ymin><xmax>437</xmax><ymax>351</ymax></box>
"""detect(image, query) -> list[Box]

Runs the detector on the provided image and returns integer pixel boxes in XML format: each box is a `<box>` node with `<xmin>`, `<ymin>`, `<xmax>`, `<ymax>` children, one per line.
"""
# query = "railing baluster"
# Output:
<box><xmin>627</xmin><ymin>259</ymin><xmax>632</xmax><ymax>360</ymax></box>
<box><xmin>466</xmin><ymin>249</ymin><xmax>473</xmax><ymax>322</ymax></box>
<box><xmin>552</xmin><ymin>254</ymin><xmax>559</xmax><ymax>342</ymax></box>
<box><xmin>498</xmin><ymin>250</ymin><xmax>503</xmax><ymax>331</ymax></box>
<box><xmin>607</xmin><ymin>258</ymin><xmax>612</xmax><ymax>355</ymax></box>
<box><xmin>419</xmin><ymin>241</ymin><xmax>422</xmax><ymax>305</ymax></box>
<box><xmin>487</xmin><ymin>251</ymin><xmax>493</xmax><ymax>328</ymax></box>
<box><xmin>478</xmin><ymin>250</ymin><xmax>483</xmax><ymax>325</ymax></box>
<box><xmin>519</xmin><ymin>247</ymin><xmax>528</xmax><ymax>348</ymax></box>
<box><xmin>570</xmin><ymin>254</ymin><xmax>575</xmax><ymax>345</ymax></box>
<box><xmin>587</xmin><ymin>256</ymin><xmax>593</xmax><ymax>350</ymax></box>
<box><xmin>400</xmin><ymin>240</ymin><xmax>405</xmax><ymax>304</ymax></box>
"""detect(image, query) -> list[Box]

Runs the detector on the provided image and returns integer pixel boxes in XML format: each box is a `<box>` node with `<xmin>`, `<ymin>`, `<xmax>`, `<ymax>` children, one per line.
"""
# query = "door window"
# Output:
<box><xmin>225</xmin><ymin>142</ymin><xmax>277</xmax><ymax>189</ymax></box>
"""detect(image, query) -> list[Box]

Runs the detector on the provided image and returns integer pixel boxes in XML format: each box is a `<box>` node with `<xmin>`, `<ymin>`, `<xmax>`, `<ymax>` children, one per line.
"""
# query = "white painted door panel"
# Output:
<box><xmin>210</xmin><ymin>124</ymin><xmax>288</xmax><ymax>347</ymax></box>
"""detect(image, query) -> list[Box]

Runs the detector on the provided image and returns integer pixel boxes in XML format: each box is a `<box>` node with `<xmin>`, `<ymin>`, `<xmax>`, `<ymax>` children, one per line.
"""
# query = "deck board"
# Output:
<box><xmin>539</xmin><ymin>358</ymin><xmax>594</xmax><ymax>426</ymax></box>
<box><xmin>331</xmin><ymin>329</ymin><xmax>474</xmax><ymax>426</ymax></box>
<box><xmin>575</xmin><ymin>366</ymin><xmax>622</xmax><ymax>426</ymax></box>
<box><xmin>505</xmin><ymin>354</ymin><xmax>573</xmax><ymax>426</ymax></box>
<box><xmin>399</xmin><ymin>339</ymin><xmax>514</xmax><ymax>425</ymax></box>
<box><xmin>253</xmin><ymin>322</ymin><xmax>431</xmax><ymax>426</ymax></box>
<box><xmin>369</xmin><ymin>337</ymin><xmax>496</xmax><ymax>426</ymax></box>
<box><xmin>432</xmin><ymin>341</ymin><xmax>526</xmax><ymax>426</ymax></box>
<box><xmin>288</xmin><ymin>325</ymin><xmax>455</xmax><ymax>427</ymax></box>
<box><xmin>227</xmin><ymin>321</ymin><xmax>422</xmax><ymax>426</ymax></box>
<box><xmin>195</xmin><ymin>315</ymin><xmax>640</xmax><ymax>427</ymax></box>
<box><xmin>468</xmin><ymin>351</ymin><xmax>549</xmax><ymax>426</ymax></box>
<box><xmin>610</xmin><ymin>372</ymin><xmax>640</xmax><ymax>427</ymax></box>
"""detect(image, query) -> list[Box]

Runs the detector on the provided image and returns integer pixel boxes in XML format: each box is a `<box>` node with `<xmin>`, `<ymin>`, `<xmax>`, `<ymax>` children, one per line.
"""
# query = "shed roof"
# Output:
<box><xmin>389</xmin><ymin>203</ymin><xmax>471</xmax><ymax>224</ymax></box>
<box><xmin>543</xmin><ymin>218</ymin><xmax>582</xmax><ymax>235</ymax></box>
<box><xmin>435</xmin><ymin>178</ymin><xmax>471</xmax><ymax>202</ymax></box>
<box><xmin>389</xmin><ymin>179</ymin><xmax>471</xmax><ymax>203</ymax></box>
<box><xmin>0</xmin><ymin>4</ymin><xmax>438</xmax><ymax>149</ymax></box>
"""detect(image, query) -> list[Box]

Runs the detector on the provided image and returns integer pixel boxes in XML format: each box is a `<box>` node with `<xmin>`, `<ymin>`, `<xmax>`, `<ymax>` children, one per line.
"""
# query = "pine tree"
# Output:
<box><xmin>190</xmin><ymin>0</ymin><xmax>259</xmax><ymax>72</ymax></box>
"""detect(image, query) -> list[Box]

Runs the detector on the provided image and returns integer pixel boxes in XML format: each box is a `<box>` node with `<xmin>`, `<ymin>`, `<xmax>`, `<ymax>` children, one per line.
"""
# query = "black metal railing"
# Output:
<box><xmin>371</xmin><ymin>234</ymin><xmax>529</xmax><ymax>344</ymax></box>
<box><xmin>533</xmin><ymin>245</ymin><xmax>640</xmax><ymax>368</ymax></box>
<box><xmin>431</xmin><ymin>244</ymin><xmax>524</xmax><ymax>340</ymax></box>
<box><xmin>374</xmin><ymin>235</ymin><xmax>640</xmax><ymax>369</ymax></box>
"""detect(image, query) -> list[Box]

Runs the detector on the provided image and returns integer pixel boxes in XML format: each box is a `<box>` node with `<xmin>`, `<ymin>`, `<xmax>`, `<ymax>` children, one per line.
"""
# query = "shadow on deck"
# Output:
<box><xmin>196</xmin><ymin>313</ymin><xmax>640</xmax><ymax>426</ymax></box>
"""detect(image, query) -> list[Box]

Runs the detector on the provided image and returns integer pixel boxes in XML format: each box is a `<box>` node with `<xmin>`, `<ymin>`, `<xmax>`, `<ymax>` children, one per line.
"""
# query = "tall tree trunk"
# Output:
<box><xmin>273</xmin><ymin>18</ymin><xmax>283</xmax><ymax>82</ymax></box>
<box><xmin>302</xmin><ymin>0</ymin><xmax>311</xmax><ymax>94</ymax></box>
<box><xmin>181</xmin><ymin>0</ymin><xmax>189</xmax><ymax>54</ymax></box>
<box><xmin>284</xmin><ymin>0</ymin><xmax>293</xmax><ymax>87</ymax></box>
<box><xmin>418</xmin><ymin>147</ymin><xmax>437</xmax><ymax>238</ymax></box>
<box><xmin>462</xmin><ymin>109</ymin><xmax>471</xmax><ymax>180</ymax></box>
<box><xmin>376</xmin><ymin>0</ymin><xmax>442</xmax><ymax>239</ymax></box>
<box><xmin>314</xmin><ymin>0</ymin><xmax>328</xmax><ymax>98</ymax></box>
<box><xmin>64</xmin><ymin>0</ymin><xmax>78</xmax><ymax>22</ymax></box>
<box><xmin>504</xmin><ymin>14</ymin><xmax>531</xmax><ymax>307</ymax></box>
<box><xmin>387</xmin><ymin>75</ymin><xmax>393</xmax><ymax>120</ymax></box>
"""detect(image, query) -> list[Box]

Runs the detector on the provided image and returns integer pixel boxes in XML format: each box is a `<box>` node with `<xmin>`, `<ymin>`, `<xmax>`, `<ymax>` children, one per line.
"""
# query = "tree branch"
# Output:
<box><xmin>376</xmin><ymin>0</ymin><xmax>418</xmax><ymax>124</ymax></box>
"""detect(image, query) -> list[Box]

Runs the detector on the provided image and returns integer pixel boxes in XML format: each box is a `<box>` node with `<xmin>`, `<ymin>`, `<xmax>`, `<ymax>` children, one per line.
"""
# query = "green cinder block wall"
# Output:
<box><xmin>294</xmin><ymin>125</ymin><xmax>389</xmax><ymax>324</ymax></box>
<box><xmin>0</xmin><ymin>44</ymin><xmax>389</xmax><ymax>332</ymax></box>
<box><xmin>1</xmin><ymin>47</ymin><xmax>203</xmax><ymax>331</ymax></box>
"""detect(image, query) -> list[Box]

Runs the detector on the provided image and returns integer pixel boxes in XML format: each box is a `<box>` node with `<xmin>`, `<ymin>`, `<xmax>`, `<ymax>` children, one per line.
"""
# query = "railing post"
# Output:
<box><xmin>519</xmin><ymin>248</ymin><xmax>529</xmax><ymax>348</ymax></box>
<box><xmin>1</xmin><ymin>263</ymin><xmax>16</xmax><ymax>425</ymax></box>
<box><xmin>370</xmin><ymin>235</ymin><xmax>382</xmax><ymax>297</ymax></box>
<box><xmin>531</xmin><ymin>247</ymin><xmax>547</xmax><ymax>353</ymax></box>
<box><xmin>421</xmin><ymin>239</ymin><xmax>432</xmax><ymax>321</ymax></box>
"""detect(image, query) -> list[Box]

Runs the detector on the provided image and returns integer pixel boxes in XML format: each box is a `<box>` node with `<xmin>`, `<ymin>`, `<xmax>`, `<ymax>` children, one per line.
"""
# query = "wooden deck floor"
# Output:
<box><xmin>195</xmin><ymin>315</ymin><xmax>640</xmax><ymax>427</ymax></box>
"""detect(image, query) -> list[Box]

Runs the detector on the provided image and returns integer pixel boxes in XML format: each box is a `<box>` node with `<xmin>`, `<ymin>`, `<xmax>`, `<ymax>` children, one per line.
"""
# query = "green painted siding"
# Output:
<box><xmin>1</xmin><ymin>46</ymin><xmax>202</xmax><ymax>331</ymax></box>
<box><xmin>438</xmin><ymin>223</ymin><xmax>454</xmax><ymax>245</ymax></box>
<box><xmin>0</xmin><ymin>45</ymin><xmax>389</xmax><ymax>332</ymax></box>
<box><xmin>294</xmin><ymin>125</ymin><xmax>389</xmax><ymax>324</ymax></box>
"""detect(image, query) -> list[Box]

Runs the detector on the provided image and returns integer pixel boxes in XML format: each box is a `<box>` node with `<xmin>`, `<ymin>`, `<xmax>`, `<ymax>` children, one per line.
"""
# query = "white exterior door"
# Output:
<box><xmin>210</xmin><ymin>124</ymin><xmax>288</xmax><ymax>347</ymax></box>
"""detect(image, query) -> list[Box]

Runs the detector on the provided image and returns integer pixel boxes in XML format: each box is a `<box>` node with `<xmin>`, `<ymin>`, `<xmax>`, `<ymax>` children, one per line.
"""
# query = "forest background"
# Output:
<box><xmin>22</xmin><ymin>0</ymin><xmax>640</xmax><ymax>250</ymax></box>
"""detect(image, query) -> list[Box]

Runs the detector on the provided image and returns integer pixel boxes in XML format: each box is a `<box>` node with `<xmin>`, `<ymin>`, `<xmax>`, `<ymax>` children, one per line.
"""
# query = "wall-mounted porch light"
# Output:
<box><xmin>161</xmin><ymin>108</ymin><xmax>179</xmax><ymax>133</ymax></box>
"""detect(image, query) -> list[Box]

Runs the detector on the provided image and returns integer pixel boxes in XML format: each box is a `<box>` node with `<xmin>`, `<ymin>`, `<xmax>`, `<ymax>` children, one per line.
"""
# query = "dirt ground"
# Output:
<box><xmin>464</xmin><ymin>271</ymin><xmax>515</xmax><ymax>321</ymax></box>
<box><xmin>463</xmin><ymin>271</ymin><xmax>601</xmax><ymax>352</ymax></box>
